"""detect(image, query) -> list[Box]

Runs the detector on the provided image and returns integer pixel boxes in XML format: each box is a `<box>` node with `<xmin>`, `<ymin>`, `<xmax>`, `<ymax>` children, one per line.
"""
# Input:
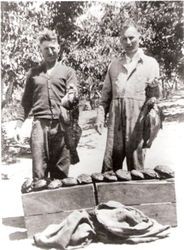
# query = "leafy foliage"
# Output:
<box><xmin>1</xmin><ymin>128</ymin><xmax>18</xmax><ymax>164</ymax></box>
<box><xmin>48</xmin><ymin>1</ymin><xmax>85</xmax><ymax>53</ymax></box>
<box><xmin>136</xmin><ymin>1</ymin><xmax>184</xmax><ymax>76</ymax></box>
<box><xmin>59</xmin><ymin>1</ymin><xmax>184</xmax><ymax>102</ymax></box>
<box><xmin>1</xmin><ymin>1</ymin><xmax>184</xmax><ymax>121</ymax></box>
<box><xmin>1</xmin><ymin>2</ymin><xmax>49</xmax><ymax>120</ymax></box>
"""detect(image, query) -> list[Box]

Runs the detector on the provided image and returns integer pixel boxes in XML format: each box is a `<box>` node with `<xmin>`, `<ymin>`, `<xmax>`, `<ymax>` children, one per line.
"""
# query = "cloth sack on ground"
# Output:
<box><xmin>33</xmin><ymin>201</ymin><xmax>171</xmax><ymax>248</ymax></box>
<box><xmin>94</xmin><ymin>201</ymin><xmax>170</xmax><ymax>244</ymax></box>
<box><xmin>33</xmin><ymin>210</ymin><xmax>95</xmax><ymax>249</ymax></box>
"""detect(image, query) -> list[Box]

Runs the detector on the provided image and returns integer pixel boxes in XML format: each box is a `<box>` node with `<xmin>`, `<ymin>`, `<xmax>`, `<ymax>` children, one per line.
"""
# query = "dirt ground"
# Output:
<box><xmin>1</xmin><ymin>110</ymin><xmax>184</xmax><ymax>250</ymax></box>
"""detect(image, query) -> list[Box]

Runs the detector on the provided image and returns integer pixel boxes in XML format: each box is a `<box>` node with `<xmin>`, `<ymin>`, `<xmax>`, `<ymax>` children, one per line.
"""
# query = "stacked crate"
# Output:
<box><xmin>22</xmin><ymin>179</ymin><xmax>176</xmax><ymax>237</ymax></box>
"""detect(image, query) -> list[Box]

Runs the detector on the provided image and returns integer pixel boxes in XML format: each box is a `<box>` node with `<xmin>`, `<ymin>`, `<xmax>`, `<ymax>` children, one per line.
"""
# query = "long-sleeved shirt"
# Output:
<box><xmin>100</xmin><ymin>49</ymin><xmax>160</xmax><ymax>114</ymax></box>
<box><xmin>17</xmin><ymin>61</ymin><xmax>78</xmax><ymax>121</ymax></box>
<box><xmin>98</xmin><ymin>49</ymin><xmax>160</xmax><ymax>171</ymax></box>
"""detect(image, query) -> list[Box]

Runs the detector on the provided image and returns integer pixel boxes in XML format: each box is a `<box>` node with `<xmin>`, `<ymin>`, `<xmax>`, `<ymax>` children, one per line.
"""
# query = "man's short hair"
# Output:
<box><xmin>121</xmin><ymin>19</ymin><xmax>141</xmax><ymax>35</ymax></box>
<box><xmin>38</xmin><ymin>29</ymin><xmax>58</xmax><ymax>44</ymax></box>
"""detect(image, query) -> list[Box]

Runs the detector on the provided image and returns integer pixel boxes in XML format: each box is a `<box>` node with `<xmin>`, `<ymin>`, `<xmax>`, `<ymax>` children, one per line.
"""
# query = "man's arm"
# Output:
<box><xmin>95</xmin><ymin>64</ymin><xmax>112</xmax><ymax>134</ymax></box>
<box><xmin>61</xmin><ymin>67</ymin><xmax>78</xmax><ymax>109</ymax></box>
<box><xmin>145</xmin><ymin>59</ymin><xmax>161</xmax><ymax>100</ymax></box>
<box><xmin>14</xmin><ymin>70</ymin><xmax>33</xmax><ymax>141</ymax></box>
<box><xmin>100</xmin><ymin>66</ymin><xmax>112</xmax><ymax>115</ymax></box>
<box><xmin>17</xmin><ymin>70</ymin><xmax>34</xmax><ymax>122</ymax></box>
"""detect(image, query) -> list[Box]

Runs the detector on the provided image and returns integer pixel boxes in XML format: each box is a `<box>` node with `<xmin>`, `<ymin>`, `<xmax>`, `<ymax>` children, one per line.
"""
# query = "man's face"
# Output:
<box><xmin>120</xmin><ymin>26</ymin><xmax>140</xmax><ymax>55</ymax></box>
<box><xmin>40</xmin><ymin>40</ymin><xmax>60</xmax><ymax>63</ymax></box>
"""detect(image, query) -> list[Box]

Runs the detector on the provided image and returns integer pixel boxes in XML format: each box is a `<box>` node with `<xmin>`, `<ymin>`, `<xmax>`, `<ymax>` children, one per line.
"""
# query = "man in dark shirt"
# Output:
<box><xmin>15</xmin><ymin>29</ymin><xmax>79</xmax><ymax>183</ymax></box>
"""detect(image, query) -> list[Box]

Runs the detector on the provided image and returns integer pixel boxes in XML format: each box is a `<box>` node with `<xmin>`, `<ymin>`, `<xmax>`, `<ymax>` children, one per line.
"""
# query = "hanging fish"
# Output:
<box><xmin>143</xmin><ymin>97</ymin><xmax>163</xmax><ymax>148</ymax></box>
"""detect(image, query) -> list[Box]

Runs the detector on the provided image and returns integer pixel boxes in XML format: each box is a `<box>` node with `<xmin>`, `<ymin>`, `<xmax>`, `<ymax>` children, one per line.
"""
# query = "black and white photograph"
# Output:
<box><xmin>1</xmin><ymin>1</ymin><xmax>184</xmax><ymax>249</ymax></box>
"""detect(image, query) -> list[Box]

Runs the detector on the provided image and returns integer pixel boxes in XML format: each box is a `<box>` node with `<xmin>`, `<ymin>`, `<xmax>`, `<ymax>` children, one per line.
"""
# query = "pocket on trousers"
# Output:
<box><xmin>31</xmin><ymin>119</ymin><xmax>43</xmax><ymax>142</ymax></box>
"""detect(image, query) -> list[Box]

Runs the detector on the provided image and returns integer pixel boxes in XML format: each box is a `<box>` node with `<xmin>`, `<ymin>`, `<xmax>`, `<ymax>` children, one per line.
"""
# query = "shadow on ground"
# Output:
<box><xmin>9</xmin><ymin>231</ymin><xmax>27</xmax><ymax>241</ymax></box>
<box><xmin>2</xmin><ymin>216</ymin><xmax>27</xmax><ymax>240</ymax></box>
<box><xmin>2</xmin><ymin>216</ymin><xmax>25</xmax><ymax>228</ymax></box>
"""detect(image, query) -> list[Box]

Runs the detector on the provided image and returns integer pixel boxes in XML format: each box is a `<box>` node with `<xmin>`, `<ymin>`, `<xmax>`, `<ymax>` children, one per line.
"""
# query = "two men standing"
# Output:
<box><xmin>15</xmin><ymin>21</ymin><xmax>161</xmax><ymax>183</ymax></box>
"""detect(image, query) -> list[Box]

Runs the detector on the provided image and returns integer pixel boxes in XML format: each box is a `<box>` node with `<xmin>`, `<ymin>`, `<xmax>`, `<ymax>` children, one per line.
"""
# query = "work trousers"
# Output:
<box><xmin>102</xmin><ymin>98</ymin><xmax>147</xmax><ymax>172</ymax></box>
<box><xmin>30</xmin><ymin>118</ymin><xmax>70</xmax><ymax>181</ymax></box>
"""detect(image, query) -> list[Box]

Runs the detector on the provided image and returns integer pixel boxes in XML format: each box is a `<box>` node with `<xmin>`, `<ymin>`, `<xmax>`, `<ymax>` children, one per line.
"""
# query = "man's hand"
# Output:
<box><xmin>14</xmin><ymin>127</ymin><xmax>22</xmax><ymax>143</ymax></box>
<box><xmin>61</xmin><ymin>89</ymin><xmax>79</xmax><ymax>109</ymax></box>
<box><xmin>14</xmin><ymin>120</ymin><xmax>24</xmax><ymax>143</ymax></box>
<box><xmin>94</xmin><ymin>105</ymin><xmax>105</xmax><ymax>135</ymax></box>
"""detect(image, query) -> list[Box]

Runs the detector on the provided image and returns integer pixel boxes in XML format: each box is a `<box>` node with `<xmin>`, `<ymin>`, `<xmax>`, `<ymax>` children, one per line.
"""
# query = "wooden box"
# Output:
<box><xmin>22</xmin><ymin>179</ymin><xmax>177</xmax><ymax>238</ymax></box>
<box><xmin>22</xmin><ymin>184</ymin><xmax>96</xmax><ymax>237</ymax></box>
<box><xmin>94</xmin><ymin>179</ymin><xmax>177</xmax><ymax>226</ymax></box>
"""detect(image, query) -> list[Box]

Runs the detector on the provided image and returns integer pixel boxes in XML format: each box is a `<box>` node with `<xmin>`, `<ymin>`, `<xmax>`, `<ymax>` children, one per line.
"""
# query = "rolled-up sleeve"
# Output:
<box><xmin>148</xmin><ymin>58</ymin><xmax>160</xmax><ymax>80</ymax></box>
<box><xmin>146</xmin><ymin>59</ymin><xmax>161</xmax><ymax>99</ymax></box>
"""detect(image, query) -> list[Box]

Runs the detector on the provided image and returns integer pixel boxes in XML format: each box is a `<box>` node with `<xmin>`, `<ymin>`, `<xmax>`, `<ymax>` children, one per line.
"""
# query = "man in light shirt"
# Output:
<box><xmin>95</xmin><ymin>21</ymin><xmax>160</xmax><ymax>172</ymax></box>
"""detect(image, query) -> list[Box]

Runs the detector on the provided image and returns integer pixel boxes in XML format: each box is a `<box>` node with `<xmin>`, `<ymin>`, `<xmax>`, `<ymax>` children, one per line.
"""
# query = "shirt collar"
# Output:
<box><xmin>41</xmin><ymin>60</ymin><xmax>60</xmax><ymax>72</ymax></box>
<box><xmin>121</xmin><ymin>48</ymin><xmax>145</xmax><ymax>64</ymax></box>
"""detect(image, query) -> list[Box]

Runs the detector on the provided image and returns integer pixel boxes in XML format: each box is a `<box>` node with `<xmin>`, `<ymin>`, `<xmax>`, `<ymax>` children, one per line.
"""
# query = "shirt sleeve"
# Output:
<box><xmin>146</xmin><ymin>59</ymin><xmax>161</xmax><ymax>99</ymax></box>
<box><xmin>17</xmin><ymin>70</ymin><xmax>33</xmax><ymax>121</ymax></box>
<box><xmin>148</xmin><ymin>58</ymin><xmax>160</xmax><ymax>80</ymax></box>
<box><xmin>66</xmin><ymin>67</ymin><xmax>78</xmax><ymax>94</ymax></box>
<box><xmin>100</xmin><ymin>64</ymin><xmax>112</xmax><ymax>115</ymax></box>
<box><xmin>61</xmin><ymin>67</ymin><xmax>79</xmax><ymax>109</ymax></box>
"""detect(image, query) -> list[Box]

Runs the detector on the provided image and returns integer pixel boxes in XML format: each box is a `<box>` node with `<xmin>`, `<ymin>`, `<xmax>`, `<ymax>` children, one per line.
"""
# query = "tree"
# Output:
<box><xmin>48</xmin><ymin>1</ymin><xmax>85</xmax><ymax>55</ymax></box>
<box><xmin>1</xmin><ymin>1</ymin><xmax>183</xmax><ymax>120</ymax></box>
<box><xmin>62</xmin><ymin>1</ymin><xmax>184</xmax><ymax>102</ymax></box>
<box><xmin>136</xmin><ymin>1</ymin><xmax>184</xmax><ymax>76</ymax></box>
<box><xmin>1</xmin><ymin>1</ymin><xmax>50</xmax><ymax>120</ymax></box>
<box><xmin>1</xmin><ymin>1</ymin><xmax>86</xmax><ymax>121</ymax></box>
